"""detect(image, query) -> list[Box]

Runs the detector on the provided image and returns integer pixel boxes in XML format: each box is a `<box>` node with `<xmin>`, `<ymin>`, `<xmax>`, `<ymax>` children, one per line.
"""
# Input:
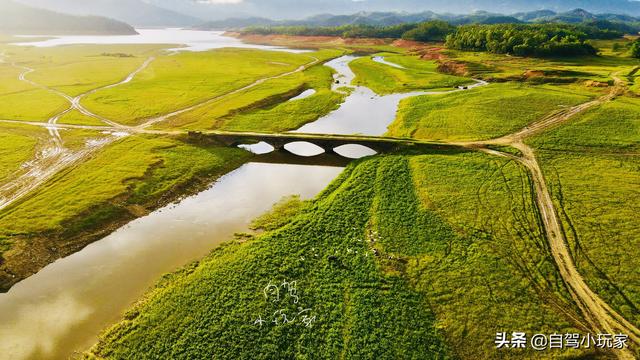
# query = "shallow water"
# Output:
<box><xmin>372</xmin><ymin>56</ymin><xmax>405</xmax><ymax>69</ymax></box>
<box><xmin>13</xmin><ymin>28</ymin><xmax>308</xmax><ymax>53</ymax></box>
<box><xmin>293</xmin><ymin>55</ymin><xmax>429</xmax><ymax>136</ymax></box>
<box><xmin>0</xmin><ymin>163</ymin><xmax>342</xmax><ymax>360</ymax></box>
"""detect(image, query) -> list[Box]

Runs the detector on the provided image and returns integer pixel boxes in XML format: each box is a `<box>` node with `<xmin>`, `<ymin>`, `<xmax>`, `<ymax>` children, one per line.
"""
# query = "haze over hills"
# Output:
<box><xmin>198</xmin><ymin>8</ymin><xmax>640</xmax><ymax>30</ymax></box>
<box><xmin>149</xmin><ymin>0</ymin><xmax>640</xmax><ymax>20</ymax></box>
<box><xmin>13</xmin><ymin>0</ymin><xmax>640</xmax><ymax>26</ymax></box>
<box><xmin>0</xmin><ymin>0</ymin><xmax>137</xmax><ymax>35</ymax></box>
<box><xmin>16</xmin><ymin>0</ymin><xmax>202</xmax><ymax>27</ymax></box>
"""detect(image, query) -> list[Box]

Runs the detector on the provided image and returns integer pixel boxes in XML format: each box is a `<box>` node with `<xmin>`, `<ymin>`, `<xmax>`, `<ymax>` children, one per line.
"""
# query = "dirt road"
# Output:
<box><xmin>473</xmin><ymin>77</ymin><xmax>639</xmax><ymax>359</ymax></box>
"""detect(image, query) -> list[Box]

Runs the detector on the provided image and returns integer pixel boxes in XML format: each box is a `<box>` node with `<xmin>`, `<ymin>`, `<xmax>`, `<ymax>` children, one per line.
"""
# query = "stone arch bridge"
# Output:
<box><xmin>186</xmin><ymin>131</ymin><xmax>461</xmax><ymax>158</ymax></box>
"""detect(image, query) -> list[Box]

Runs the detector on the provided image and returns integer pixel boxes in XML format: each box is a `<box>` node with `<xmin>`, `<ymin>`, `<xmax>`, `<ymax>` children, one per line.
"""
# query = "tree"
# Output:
<box><xmin>401</xmin><ymin>21</ymin><xmax>456</xmax><ymax>42</ymax></box>
<box><xmin>631</xmin><ymin>39</ymin><xmax>640</xmax><ymax>58</ymax></box>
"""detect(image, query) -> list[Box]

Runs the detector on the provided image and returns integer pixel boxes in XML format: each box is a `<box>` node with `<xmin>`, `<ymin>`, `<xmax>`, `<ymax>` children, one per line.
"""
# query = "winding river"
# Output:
<box><xmin>0</xmin><ymin>29</ymin><xmax>482</xmax><ymax>359</ymax></box>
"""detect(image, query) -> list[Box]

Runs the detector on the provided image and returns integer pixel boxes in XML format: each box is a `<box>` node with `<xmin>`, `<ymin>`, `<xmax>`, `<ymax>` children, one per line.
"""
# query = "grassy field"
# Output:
<box><xmin>0</xmin><ymin>61</ymin><xmax>68</xmax><ymax>121</ymax></box>
<box><xmin>388</xmin><ymin>82</ymin><xmax>596</xmax><ymax>141</ymax></box>
<box><xmin>87</xmin><ymin>152</ymin><xmax>597</xmax><ymax>360</ymax></box>
<box><xmin>350</xmin><ymin>54</ymin><xmax>471</xmax><ymax>94</ymax></box>
<box><xmin>0</xmin><ymin>123</ymin><xmax>46</xmax><ymax>183</ymax></box>
<box><xmin>528</xmin><ymin>94</ymin><xmax>640</xmax><ymax>327</ymax></box>
<box><xmin>216</xmin><ymin>65</ymin><xmax>345</xmax><ymax>132</ymax></box>
<box><xmin>443</xmin><ymin>47</ymin><xmax>640</xmax><ymax>83</ymax></box>
<box><xmin>0</xmin><ymin>44</ymin><xmax>169</xmax><ymax>122</ymax></box>
<box><xmin>156</xmin><ymin>49</ymin><xmax>347</xmax><ymax>131</ymax></box>
<box><xmin>530</xmin><ymin>96</ymin><xmax>640</xmax><ymax>153</ymax></box>
<box><xmin>57</xmin><ymin>109</ymin><xmax>109</xmax><ymax>126</ymax></box>
<box><xmin>5</xmin><ymin>44</ymin><xmax>166</xmax><ymax>96</ymax></box>
<box><xmin>82</xmin><ymin>49</ymin><xmax>321</xmax><ymax>126</ymax></box>
<box><xmin>0</xmin><ymin>134</ymin><xmax>251</xmax><ymax>289</ymax></box>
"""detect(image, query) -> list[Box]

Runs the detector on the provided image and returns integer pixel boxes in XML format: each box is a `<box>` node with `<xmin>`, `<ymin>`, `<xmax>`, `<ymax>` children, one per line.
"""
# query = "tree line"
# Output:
<box><xmin>243</xmin><ymin>20</ymin><xmax>632</xmax><ymax>57</ymax></box>
<box><xmin>445</xmin><ymin>24</ymin><xmax>599</xmax><ymax>57</ymax></box>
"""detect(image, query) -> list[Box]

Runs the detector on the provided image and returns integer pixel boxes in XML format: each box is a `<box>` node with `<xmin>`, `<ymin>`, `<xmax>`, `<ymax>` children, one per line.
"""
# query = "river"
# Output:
<box><xmin>0</xmin><ymin>30</ymin><xmax>474</xmax><ymax>359</ymax></box>
<box><xmin>13</xmin><ymin>28</ymin><xmax>307</xmax><ymax>53</ymax></box>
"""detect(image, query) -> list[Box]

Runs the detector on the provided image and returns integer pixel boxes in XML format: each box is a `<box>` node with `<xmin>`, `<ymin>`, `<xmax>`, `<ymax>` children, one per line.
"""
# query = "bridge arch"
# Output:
<box><xmin>332</xmin><ymin>144</ymin><xmax>377</xmax><ymax>159</ymax></box>
<box><xmin>283</xmin><ymin>142</ymin><xmax>325</xmax><ymax>157</ymax></box>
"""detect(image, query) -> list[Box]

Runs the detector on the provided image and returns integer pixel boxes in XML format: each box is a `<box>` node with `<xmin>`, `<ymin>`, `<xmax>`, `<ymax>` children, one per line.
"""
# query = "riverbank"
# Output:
<box><xmin>0</xmin><ymin>135</ymin><xmax>252</xmax><ymax>291</ymax></box>
<box><xmin>87</xmin><ymin>150</ymin><xmax>597</xmax><ymax>359</ymax></box>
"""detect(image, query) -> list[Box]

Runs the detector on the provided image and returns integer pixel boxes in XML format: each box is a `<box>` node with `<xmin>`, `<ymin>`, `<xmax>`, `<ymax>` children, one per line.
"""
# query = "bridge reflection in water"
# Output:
<box><xmin>186</xmin><ymin>131</ymin><xmax>468</xmax><ymax>163</ymax></box>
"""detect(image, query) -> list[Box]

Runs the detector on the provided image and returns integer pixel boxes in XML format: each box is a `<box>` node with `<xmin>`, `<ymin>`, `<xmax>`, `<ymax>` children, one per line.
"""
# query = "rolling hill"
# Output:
<box><xmin>16</xmin><ymin>0</ymin><xmax>202</xmax><ymax>27</ymax></box>
<box><xmin>0</xmin><ymin>0</ymin><xmax>137</xmax><ymax>35</ymax></box>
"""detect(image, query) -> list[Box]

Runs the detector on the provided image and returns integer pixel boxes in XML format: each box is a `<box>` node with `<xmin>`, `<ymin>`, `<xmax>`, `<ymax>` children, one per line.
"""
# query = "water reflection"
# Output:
<box><xmin>284</xmin><ymin>142</ymin><xmax>325</xmax><ymax>157</ymax></box>
<box><xmin>13</xmin><ymin>29</ymin><xmax>308</xmax><ymax>53</ymax></box>
<box><xmin>294</xmin><ymin>56</ymin><xmax>432</xmax><ymax>136</ymax></box>
<box><xmin>0</xmin><ymin>163</ymin><xmax>342</xmax><ymax>360</ymax></box>
<box><xmin>238</xmin><ymin>141</ymin><xmax>274</xmax><ymax>155</ymax></box>
<box><xmin>333</xmin><ymin>144</ymin><xmax>377</xmax><ymax>159</ymax></box>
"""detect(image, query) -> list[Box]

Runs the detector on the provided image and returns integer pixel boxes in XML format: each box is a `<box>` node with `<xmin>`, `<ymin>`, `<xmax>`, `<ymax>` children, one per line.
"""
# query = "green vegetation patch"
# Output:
<box><xmin>388</xmin><ymin>83</ymin><xmax>594</xmax><ymax>141</ymax></box>
<box><xmin>217</xmin><ymin>66</ymin><xmax>345</xmax><ymax>132</ymax></box>
<box><xmin>250</xmin><ymin>195</ymin><xmax>307</xmax><ymax>231</ymax></box>
<box><xmin>0</xmin><ymin>123</ymin><xmax>45</xmax><ymax>182</ymax></box>
<box><xmin>350</xmin><ymin>54</ymin><xmax>471</xmax><ymax>94</ymax></box>
<box><xmin>530</xmin><ymin>95</ymin><xmax>640</xmax><ymax>153</ymax></box>
<box><xmin>0</xmin><ymin>134</ymin><xmax>250</xmax><ymax>256</ymax></box>
<box><xmin>10</xmin><ymin>45</ymin><xmax>164</xmax><ymax>96</ymax></box>
<box><xmin>56</xmin><ymin>109</ymin><xmax>108</xmax><ymax>127</ymax></box>
<box><xmin>445</xmin><ymin>24</ymin><xmax>604</xmax><ymax>57</ymax></box>
<box><xmin>83</xmin><ymin>48</ymin><xmax>318</xmax><ymax>126</ymax></box>
<box><xmin>528</xmin><ymin>94</ymin><xmax>640</xmax><ymax>327</ymax></box>
<box><xmin>88</xmin><ymin>153</ymin><xmax>592</xmax><ymax>359</ymax></box>
<box><xmin>536</xmin><ymin>152</ymin><xmax>640</xmax><ymax>327</ymax></box>
<box><xmin>0</xmin><ymin>63</ymin><xmax>68</xmax><ymax>121</ymax></box>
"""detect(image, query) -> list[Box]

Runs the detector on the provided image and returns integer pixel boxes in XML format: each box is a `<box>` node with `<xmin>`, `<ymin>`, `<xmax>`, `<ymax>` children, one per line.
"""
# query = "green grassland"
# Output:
<box><xmin>528</xmin><ymin>95</ymin><xmax>640</xmax><ymax>327</ymax></box>
<box><xmin>57</xmin><ymin>109</ymin><xmax>109</xmax><ymax>126</ymax></box>
<box><xmin>215</xmin><ymin>65</ymin><xmax>345</xmax><ymax>132</ymax></box>
<box><xmin>6</xmin><ymin>44</ymin><xmax>167</xmax><ymax>96</ymax></box>
<box><xmin>87</xmin><ymin>152</ymin><xmax>596</xmax><ymax>360</ymax></box>
<box><xmin>350</xmin><ymin>54</ymin><xmax>471</xmax><ymax>94</ymax></box>
<box><xmin>388</xmin><ymin>82</ymin><xmax>596</xmax><ymax>141</ymax></box>
<box><xmin>0</xmin><ymin>123</ymin><xmax>46</xmax><ymax>182</ymax></box>
<box><xmin>0</xmin><ymin>61</ymin><xmax>68</xmax><ymax>121</ymax></box>
<box><xmin>530</xmin><ymin>96</ymin><xmax>640</xmax><ymax>153</ymax></box>
<box><xmin>0</xmin><ymin>134</ymin><xmax>251</xmax><ymax>289</ymax></box>
<box><xmin>443</xmin><ymin>47</ymin><xmax>640</xmax><ymax>84</ymax></box>
<box><xmin>82</xmin><ymin>49</ymin><xmax>321</xmax><ymax>126</ymax></box>
<box><xmin>155</xmin><ymin>49</ymin><xmax>347</xmax><ymax>131</ymax></box>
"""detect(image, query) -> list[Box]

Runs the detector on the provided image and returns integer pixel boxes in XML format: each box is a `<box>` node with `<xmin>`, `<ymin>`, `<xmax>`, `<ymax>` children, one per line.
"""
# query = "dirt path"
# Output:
<box><xmin>0</xmin><ymin>55</ymin><xmax>321</xmax><ymax>210</ymax></box>
<box><xmin>471</xmin><ymin>76</ymin><xmax>639</xmax><ymax>358</ymax></box>
<box><xmin>135</xmin><ymin>56</ymin><xmax>320</xmax><ymax>129</ymax></box>
<box><xmin>0</xmin><ymin>57</ymin><xmax>157</xmax><ymax>210</ymax></box>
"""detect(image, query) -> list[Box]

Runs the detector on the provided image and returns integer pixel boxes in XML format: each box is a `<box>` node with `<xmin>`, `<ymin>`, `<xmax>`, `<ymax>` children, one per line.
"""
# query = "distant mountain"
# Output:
<box><xmin>199</xmin><ymin>9</ymin><xmax>639</xmax><ymax>31</ymax></box>
<box><xmin>16</xmin><ymin>0</ymin><xmax>202</xmax><ymax>27</ymax></box>
<box><xmin>147</xmin><ymin>0</ymin><xmax>640</xmax><ymax>20</ymax></box>
<box><xmin>0</xmin><ymin>0</ymin><xmax>136</xmax><ymax>35</ymax></box>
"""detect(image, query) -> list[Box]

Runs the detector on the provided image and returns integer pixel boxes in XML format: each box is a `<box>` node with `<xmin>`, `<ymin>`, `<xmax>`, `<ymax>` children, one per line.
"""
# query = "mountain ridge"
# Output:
<box><xmin>197</xmin><ymin>9</ymin><xmax>640</xmax><ymax>31</ymax></box>
<box><xmin>16</xmin><ymin>0</ymin><xmax>202</xmax><ymax>27</ymax></box>
<box><xmin>0</xmin><ymin>0</ymin><xmax>137</xmax><ymax>35</ymax></box>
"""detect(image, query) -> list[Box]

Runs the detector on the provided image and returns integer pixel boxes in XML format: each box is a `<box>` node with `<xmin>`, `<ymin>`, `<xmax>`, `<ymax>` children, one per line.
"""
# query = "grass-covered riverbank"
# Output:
<box><xmin>0</xmin><ymin>134</ymin><xmax>251</xmax><ymax>291</ymax></box>
<box><xmin>87</xmin><ymin>151</ymin><xmax>599</xmax><ymax>359</ymax></box>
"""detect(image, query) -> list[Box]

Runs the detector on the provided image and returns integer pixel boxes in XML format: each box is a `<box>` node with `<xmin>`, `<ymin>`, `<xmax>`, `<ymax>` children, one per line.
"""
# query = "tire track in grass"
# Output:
<box><xmin>467</xmin><ymin>76</ymin><xmax>639</xmax><ymax>358</ymax></box>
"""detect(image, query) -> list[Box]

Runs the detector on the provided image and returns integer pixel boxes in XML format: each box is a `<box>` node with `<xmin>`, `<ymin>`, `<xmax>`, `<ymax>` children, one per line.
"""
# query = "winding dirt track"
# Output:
<box><xmin>0</xmin><ymin>55</ymin><xmax>322</xmax><ymax>210</ymax></box>
<box><xmin>0</xmin><ymin>57</ymin><xmax>158</xmax><ymax>210</ymax></box>
<box><xmin>470</xmin><ymin>77</ymin><xmax>640</xmax><ymax>359</ymax></box>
